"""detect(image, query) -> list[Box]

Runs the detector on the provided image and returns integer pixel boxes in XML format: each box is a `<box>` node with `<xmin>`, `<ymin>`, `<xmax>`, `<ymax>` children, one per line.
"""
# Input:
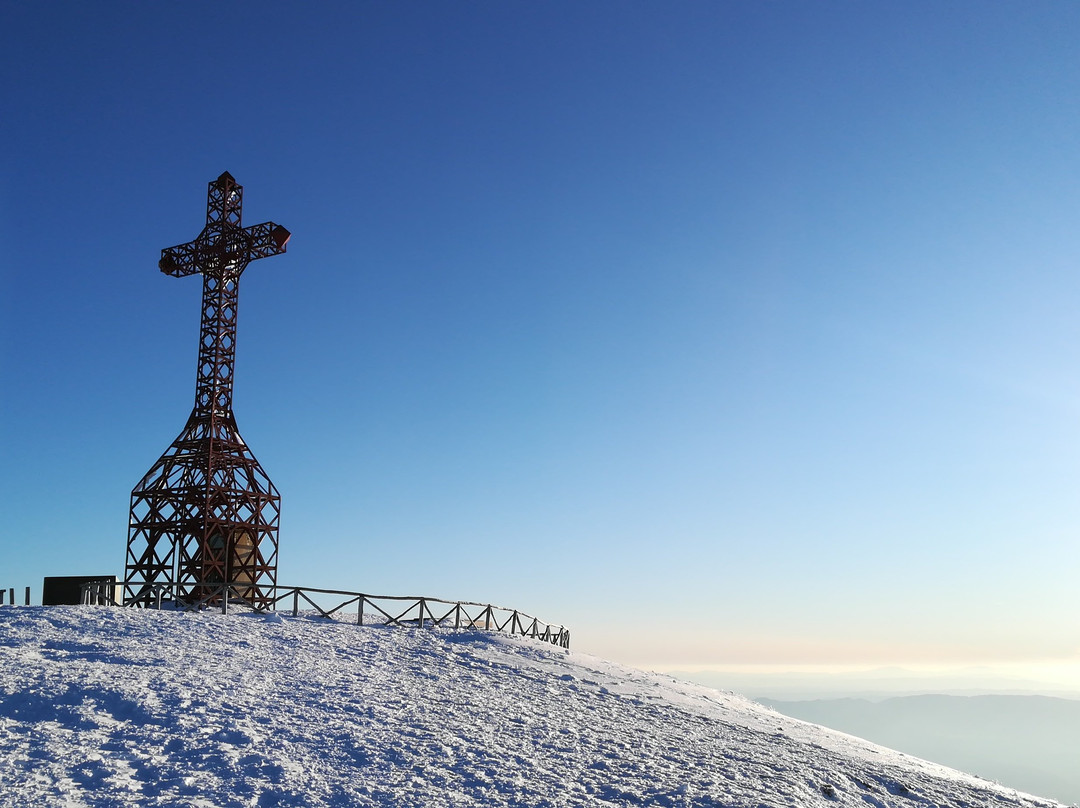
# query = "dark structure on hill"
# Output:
<box><xmin>123</xmin><ymin>172</ymin><xmax>290</xmax><ymax>608</ymax></box>
<box><xmin>43</xmin><ymin>576</ymin><xmax>118</xmax><ymax>606</ymax></box>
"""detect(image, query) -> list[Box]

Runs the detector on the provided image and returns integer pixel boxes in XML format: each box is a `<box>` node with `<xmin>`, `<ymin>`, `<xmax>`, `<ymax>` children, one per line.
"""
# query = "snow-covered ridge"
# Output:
<box><xmin>0</xmin><ymin>607</ymin><xmax>1065</xmax><ymax>807</ymax></box>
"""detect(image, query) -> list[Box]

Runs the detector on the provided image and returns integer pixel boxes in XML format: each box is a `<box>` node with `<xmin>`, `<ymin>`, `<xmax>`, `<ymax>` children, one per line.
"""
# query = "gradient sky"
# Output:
<box><xmin>2</xmin><ymin>2</ymin><xmax>1079</xmax><ymax>689</ymax></box>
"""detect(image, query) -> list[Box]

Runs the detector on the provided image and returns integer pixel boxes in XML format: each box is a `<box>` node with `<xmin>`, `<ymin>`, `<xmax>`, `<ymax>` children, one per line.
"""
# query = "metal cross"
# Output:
<box><xmin>124</xmin><ymin>172</ymin><xmax>290</xmax><ymax>608</ymax></box>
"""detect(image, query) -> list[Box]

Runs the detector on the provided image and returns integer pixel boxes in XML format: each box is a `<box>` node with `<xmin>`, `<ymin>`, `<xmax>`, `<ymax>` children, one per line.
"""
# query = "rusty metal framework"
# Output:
<box><xmin>124</xmin><ymin>172</ymin><xmax>290</xmax><ymax>608</ymax></box>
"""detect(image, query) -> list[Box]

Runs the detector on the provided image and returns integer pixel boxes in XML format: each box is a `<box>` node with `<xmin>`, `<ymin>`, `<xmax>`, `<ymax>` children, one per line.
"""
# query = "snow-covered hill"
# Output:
<box><xmin>0</xmin><ymin>607</ymin><xmax>1065</xmax><ymax>807</ymax></box>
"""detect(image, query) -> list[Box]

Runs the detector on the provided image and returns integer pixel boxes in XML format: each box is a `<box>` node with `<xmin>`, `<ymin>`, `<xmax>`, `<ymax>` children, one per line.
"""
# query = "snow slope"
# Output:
<box><xmin>0</xmin><ymin>607</ymin><xmax>1065</xmax><ymax>808</ymax></box>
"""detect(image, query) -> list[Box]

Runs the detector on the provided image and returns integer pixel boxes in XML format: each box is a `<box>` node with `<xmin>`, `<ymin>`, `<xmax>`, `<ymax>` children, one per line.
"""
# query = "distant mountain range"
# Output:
<box><xmin>759</xmin><ymin>695</ymin><xmax>1080</xmax><ymax>807</ymax></box>
<box><xmin>667</xmin><ymin>667</ymin><xmax>1080</xmax><ymax>702</ymax></box>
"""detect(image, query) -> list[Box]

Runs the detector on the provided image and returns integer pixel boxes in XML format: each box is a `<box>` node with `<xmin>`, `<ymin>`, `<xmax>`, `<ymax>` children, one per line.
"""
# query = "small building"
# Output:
<box><xmin>42</xmin><ymin>575</ymin><xmax>119</xmax><ymax>606</ymax></box>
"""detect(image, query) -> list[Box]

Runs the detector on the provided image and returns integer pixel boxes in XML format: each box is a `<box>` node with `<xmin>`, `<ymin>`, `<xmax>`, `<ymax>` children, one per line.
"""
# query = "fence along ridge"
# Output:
<box><xmin>80</xmin><ymin>580</ymin><xmax>570</xmax><ymax>649</ymax></box>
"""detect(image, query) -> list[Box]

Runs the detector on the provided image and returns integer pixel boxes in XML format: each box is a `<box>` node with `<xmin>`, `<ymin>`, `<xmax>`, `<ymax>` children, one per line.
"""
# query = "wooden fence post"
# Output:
<box><xmin>356</xmin><ymin>596</ymin><xmax>365</xmax><ymax>626</ymax></box>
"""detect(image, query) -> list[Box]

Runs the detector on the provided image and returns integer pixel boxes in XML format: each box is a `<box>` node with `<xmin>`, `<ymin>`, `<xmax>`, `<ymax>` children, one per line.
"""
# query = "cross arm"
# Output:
<box><xmin>157</xmin><ymin>222</ymin><xmax>289</xmax><ymax>278</ymax></box>
<box><xmin>158</xmin><ymin>242</ymin><xmax>200</xmax><ymax>277</ymax></box>
<box><xmin>243</xmin><ymin>221</ymin><xmax>291</xmax><ymax>260</ymax></box>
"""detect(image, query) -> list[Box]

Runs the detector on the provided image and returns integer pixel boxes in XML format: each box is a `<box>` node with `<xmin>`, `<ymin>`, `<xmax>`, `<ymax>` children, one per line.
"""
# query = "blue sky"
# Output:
<box><xmin>2</xmin><ymin>2</ymin><xmax>1080</xmax><ymax>688</ymax></box>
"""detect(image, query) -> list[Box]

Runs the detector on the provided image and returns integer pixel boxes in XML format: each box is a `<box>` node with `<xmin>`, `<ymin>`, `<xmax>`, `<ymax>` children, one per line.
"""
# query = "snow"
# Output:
<box><xmin>0</xmin><ymin>606</ymin><xmax>1066</xmax><ymax>808</ymax></box>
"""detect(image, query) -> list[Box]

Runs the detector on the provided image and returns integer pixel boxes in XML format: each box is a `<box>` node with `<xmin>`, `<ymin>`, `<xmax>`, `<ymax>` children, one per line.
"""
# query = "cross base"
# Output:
<box><xmin>124</xmin><ymin>411</ymin><xmax>280</xmax><ymax>608</ymax></box>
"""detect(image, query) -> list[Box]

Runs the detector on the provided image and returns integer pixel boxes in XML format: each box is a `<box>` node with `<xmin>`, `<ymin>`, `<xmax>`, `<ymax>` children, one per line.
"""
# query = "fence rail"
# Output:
<box><xmin>80</xmin><ymin>581</ymin><xmax>570</xmax><ymax>649</ymax></box>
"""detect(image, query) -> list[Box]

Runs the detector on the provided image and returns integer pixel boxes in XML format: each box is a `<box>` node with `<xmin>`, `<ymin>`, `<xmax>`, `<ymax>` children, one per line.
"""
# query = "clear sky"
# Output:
<box><xmin>2</xmin><ymin>2</ymin><xmax>1079</xmax><ymax>691</ymax></box>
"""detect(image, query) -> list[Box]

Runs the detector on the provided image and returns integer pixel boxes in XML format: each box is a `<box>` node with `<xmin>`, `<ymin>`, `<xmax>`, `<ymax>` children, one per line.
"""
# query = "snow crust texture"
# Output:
<box><xmin>0</xmin><ymin>607</ymin><xmax>1064</xmax><ymax>808</ymax></box>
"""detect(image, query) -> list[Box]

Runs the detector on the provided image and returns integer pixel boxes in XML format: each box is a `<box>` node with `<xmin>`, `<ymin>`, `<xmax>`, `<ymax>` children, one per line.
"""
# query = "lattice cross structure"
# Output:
<box><xmin>124</xmin><ymin>172</ymin><xmax>291</xmax><ymax>608</ymax></box>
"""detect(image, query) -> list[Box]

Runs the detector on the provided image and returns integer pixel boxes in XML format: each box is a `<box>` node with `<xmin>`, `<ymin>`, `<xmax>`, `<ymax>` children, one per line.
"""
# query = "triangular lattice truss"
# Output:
<box><xmin>124</xmin><ymin>172</ymin><xmax>290</xmax><ymax>608</ymax></box>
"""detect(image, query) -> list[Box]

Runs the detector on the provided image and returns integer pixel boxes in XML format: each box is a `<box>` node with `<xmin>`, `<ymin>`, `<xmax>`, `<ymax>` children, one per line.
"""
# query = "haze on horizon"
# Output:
<box><xmin>2</xmin><ymin>3</ymin><xmax>1079</xmax><ymax>692</ymax></box>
